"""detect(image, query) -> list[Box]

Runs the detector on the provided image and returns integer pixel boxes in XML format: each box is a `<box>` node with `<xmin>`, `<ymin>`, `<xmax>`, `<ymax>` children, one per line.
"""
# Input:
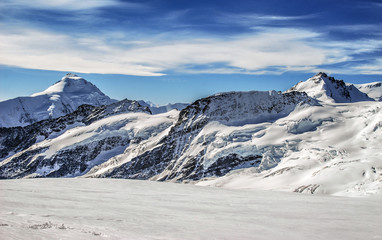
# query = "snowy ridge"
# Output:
<box><xmin>85</xmin><ymin>90</ymin><xmax>317</xmax><ymax>180</ymax></box>
<box><xmin>354</xmin><ymin>82</ymin><xmax>382</xmax><ymax>101</ymax></box>
<box><xmin>288</xmin><ymin>72</ymin><xmax>373</xmax><ymax>103</ymax></box>
<box><xmin>0</xmin><ymin>73</ymin><xmax>116</xmax><ymax>128</ymax></box>
<box><xmin>173</xmin><ymin>90</ymin><xmax>318</xmax><ymax>128</ymax></box>
<box><xmin>138</xmin><ymin>100</ymin><xmax>189</xmax><ymax>114</ymax></box>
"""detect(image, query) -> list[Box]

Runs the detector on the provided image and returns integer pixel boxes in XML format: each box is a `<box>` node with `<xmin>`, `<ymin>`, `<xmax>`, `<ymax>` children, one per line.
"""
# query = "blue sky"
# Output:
<box><xmin>0</xmin><ymin>0</ymin><xmax>381</xmax><ymax>104</ymax></box>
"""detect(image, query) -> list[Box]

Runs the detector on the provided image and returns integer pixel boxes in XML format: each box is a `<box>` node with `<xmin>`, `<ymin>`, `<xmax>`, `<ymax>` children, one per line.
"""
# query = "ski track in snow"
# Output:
<box><xmin>0</xmin><ymin>178</ymin><xmax>381</xmax><ymax>240</ymax></box>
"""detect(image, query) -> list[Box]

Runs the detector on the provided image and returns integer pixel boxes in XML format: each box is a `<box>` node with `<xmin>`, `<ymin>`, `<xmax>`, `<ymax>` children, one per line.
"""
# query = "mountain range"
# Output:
<box><xmin>0</xmin><ymin>72</ymin><xmax>381</xmax><ymax>196</ymax></box>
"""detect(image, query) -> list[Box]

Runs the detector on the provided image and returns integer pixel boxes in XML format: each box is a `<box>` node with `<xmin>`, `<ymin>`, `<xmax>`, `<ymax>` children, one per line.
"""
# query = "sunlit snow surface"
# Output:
<box><xmin>0</xmin><ymin>179</ymin><xmax>381</xmax><ymax>240</ymax></box>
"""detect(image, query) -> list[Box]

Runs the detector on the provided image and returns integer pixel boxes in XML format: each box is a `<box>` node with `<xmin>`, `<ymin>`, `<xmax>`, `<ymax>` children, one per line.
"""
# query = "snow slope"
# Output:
<box><xmin>196</xmin><ymin>101</ymin><xmax>382</xmax><ymax>197</ymax></box>
<box><xmin>354</xmin><ymin>82</ymin><xmax>382</xmax><ymax>101</ymax></box>
<box><xmin>0</xmin><ymin>111</ymin><xmax>178</xmax><ymax>178</ymax></box>
<box><xmin>0</xmin><ymin>179</ymin><xmax>381</xmax><ymax>240</ymax></box>
<box><xmin>288</xmin><ymin>72</ymin><xmax>373</xmax><ymax>103</ymax></box>
<box><xmin>0</xmin><ymin>99</ymin><xmax>150</xmax><ymax>161</ymax></box>
<box><xmin>0</xmin><ymin>73</ymin><xmax>116</xmax><ymax>127</ymax></box>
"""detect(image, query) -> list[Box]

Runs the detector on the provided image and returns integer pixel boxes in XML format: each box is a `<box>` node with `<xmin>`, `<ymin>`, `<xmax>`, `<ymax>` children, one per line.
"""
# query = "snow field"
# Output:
<box><xmin>0</xmin><ymin>179</ymin><xmax>381</xmax><ymax>240</ymax></box>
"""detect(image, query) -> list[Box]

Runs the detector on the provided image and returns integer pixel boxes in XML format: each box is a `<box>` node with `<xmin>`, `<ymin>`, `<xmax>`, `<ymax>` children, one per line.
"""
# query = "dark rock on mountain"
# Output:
<box><xmin>0</xmin><ymin>99</ymin><xmax>150</xmax><ymax>161</ymax></box>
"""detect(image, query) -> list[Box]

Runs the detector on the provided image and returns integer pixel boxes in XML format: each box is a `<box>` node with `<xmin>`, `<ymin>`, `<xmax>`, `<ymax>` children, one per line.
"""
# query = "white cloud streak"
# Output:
<box><xmin>350</xmin><ymin>59</ymin><xmax>382</xmax><ymax>75</ymax></box>
<box><xmin>1</xmin><ymin>26</ymin><xmax>381</xmax><ymax>76</ymax></box>
<box><xmin>215</xmin><ymin>13</ymin><xmax>316</xmax><ymax>26</ymax></box>
<box><xmin>0</xmin><ymin>29</ymin><xmax>164</xmax><ymax>76</ymax></box>
<box><xmin>0</xmin><ymin>0</ymin><xmax>138</xmax><ymax>10</ymax></box>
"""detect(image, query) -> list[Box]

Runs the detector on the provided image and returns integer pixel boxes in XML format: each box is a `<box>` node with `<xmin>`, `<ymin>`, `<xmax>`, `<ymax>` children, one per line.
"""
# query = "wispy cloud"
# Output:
<box><xmin>215</xmin><ymin>13</ymin><xmax>316</xmax><ymax>27</ymax></box>
<box><xmin>324</xmin><ymin>24</ymin><xmax>382</xmax><ymax>36</ymax></box>
<box><xmin>1</xmin><ymin>21</ymin><xmax>381</xmax><ymax>76</ymax></box>
<box><xmin>359</xmin><ymin>1</ymin><xmax>382</xmax><ymax>9</ymax></box>
<box><xmin>351</xmin><ymin>59</ymin><xmax>382</xmax><ymax>75</ymax></box>
<box><xmin>0</xmin><ymin>28</ymin><xmax>164</xmax><ymax>76</ymax></box>
<box><xmin>0</xmin><ymin>0</ymin><xmax>124</xmax><ymax>10</ymax></box>
<box><xmin>0</xmin><ymin>0</ymin><xmax>148</xmax><ymax>11</ymax></box>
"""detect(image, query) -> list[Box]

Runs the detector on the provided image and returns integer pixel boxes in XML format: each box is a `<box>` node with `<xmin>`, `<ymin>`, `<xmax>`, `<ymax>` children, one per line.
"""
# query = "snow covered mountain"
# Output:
<box><xmin>0</xmin><ymin>73</ymin><xmax>116</xmax><ymax>128</ymax></box>
<box><xmin>0</xmin><ymin>72</ymin><xmax>381</xmax><ymax>196</ymax></box>
<box><xmin>353</xmin><ymin>82</ymin><xmax>382</xmax><ymax>101</ymax></box>
<box><xmin>0</xmin><ymin>90</ymin><xmax>317</xmax><ymax>180</ymax></box>
<box><xmin>288</xmin><ymin>72</ymin><xmax>373</xmax><ymax>103</ymax></box>
<box><xmin>138</xmin><ymin>100</ymin><xmax>189</xmax><ymax>114</ymax></box>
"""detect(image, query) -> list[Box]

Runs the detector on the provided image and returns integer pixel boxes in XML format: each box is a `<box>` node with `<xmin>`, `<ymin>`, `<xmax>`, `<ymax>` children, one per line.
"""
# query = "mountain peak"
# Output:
<box><xmin>314</xmin><ymin>72</ymin><xmax>328</xmax><ymax>78</ymax></box>
<box><xmin>62</xmin><ymin>73</ymin><xmax>80</xmax><ymax>79</ymax></box>
<box><xmin>0</xmin><ymin>74</ymin><xmax>116</xmax><ymax>127</ymax></box>
<box><xmin>60</xmin><ymin>73</ymin><xmax>84</xmax><ymax>82</ymax></box>
<box><xmin>32</xmin><ymin>74</ymin><xmax>96</xmax><ymax>96</ymax></box>
<box><xmin>288</xmin><ymin>73</ymin><xmax>373</xmax><ymax>103</ymax></box>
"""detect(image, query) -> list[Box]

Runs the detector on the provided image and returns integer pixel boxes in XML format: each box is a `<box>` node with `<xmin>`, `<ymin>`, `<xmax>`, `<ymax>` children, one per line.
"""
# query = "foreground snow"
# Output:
<box><xmin>0</xmin><ymin>179</ymin><xmax>381</xmax><ymax>240</ymax></box>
